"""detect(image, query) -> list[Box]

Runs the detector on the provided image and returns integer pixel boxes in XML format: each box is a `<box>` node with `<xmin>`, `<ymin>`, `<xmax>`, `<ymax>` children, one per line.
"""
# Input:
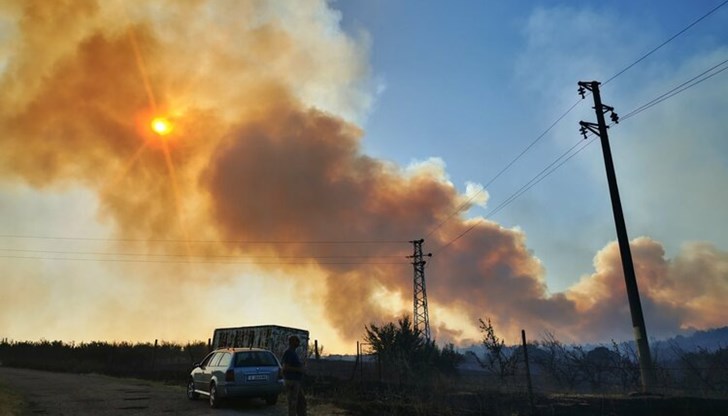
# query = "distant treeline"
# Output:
<box><xmin>1</xmin><ymin>331</ymin><xmax>727</xmax><ymax>398</ymax></box>
<box><xmin>0</xmin><ymin>339</ymin><xmax>210</xmax><ymax>383</ymax></box>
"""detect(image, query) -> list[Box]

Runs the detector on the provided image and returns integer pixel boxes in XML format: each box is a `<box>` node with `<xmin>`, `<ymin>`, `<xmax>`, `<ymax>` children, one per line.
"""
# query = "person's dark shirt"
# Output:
<box><xmin>282</xmin><ymin>347</ymin><xmax>303</xmax><ymax>381</ymax></box>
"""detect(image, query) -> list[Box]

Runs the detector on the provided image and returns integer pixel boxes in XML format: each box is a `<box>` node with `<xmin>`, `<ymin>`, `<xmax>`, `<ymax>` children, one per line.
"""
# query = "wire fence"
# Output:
<box><xmin>306</xmin><ymin>345</ymin><xmax>728</xmax><ymax>400</ymax></box>
<box><xmin>1</xmin><ymin>339</ymin><xmax>726</xmax><ymax>399</ymax></box>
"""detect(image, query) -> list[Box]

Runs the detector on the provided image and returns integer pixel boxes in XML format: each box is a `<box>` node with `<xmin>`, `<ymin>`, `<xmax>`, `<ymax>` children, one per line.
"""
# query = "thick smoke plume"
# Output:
<box><xmin>0</xmin><ymin>1</ymin><xmax>725</xmax><ymax>348</ymax></box>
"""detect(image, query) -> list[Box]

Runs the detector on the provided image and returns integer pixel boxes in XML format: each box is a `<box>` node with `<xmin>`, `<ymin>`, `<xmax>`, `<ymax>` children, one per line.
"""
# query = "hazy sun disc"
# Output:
<box><xmin>151</xmin><ymin>117</ymin><xmax>173</xmax><ymax>136</ymax></box>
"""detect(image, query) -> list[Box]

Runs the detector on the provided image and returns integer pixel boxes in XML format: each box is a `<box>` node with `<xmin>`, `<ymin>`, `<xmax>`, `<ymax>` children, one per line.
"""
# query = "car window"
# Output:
<box><xmin>200</xmin><ymin>352</ymin><xmax>215</xmax><ymax>367</ymax></box>
<box><xmin>234</xmin><ymin>351</ymin><xmax>278</xmax><ymax>367</ymax></box>
<box><xmin>209</xmin><ymin>352</ymin><xmax>224</xmax><ymax>367</ymax></box>
<box><xmin>218</xmin><ymin>352</ymin><xmax>232</xmax><ymax>368</ymax></box>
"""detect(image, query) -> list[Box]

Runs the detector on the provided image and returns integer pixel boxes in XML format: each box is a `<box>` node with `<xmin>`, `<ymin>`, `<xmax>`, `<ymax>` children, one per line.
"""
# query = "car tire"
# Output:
<box><xmin>186</xmin><ymin>379</ymin><xmax>199</xmax><ymax>400</ymax></box>
<box><xmin>209</xmin><ymin>383</ymin><xmax>219</xmax><ymax>408</ymax></box>
<box><xmin>265</xmin><ymin>393</ymin><xmax>278</xmax><ymax>405</ymax></box>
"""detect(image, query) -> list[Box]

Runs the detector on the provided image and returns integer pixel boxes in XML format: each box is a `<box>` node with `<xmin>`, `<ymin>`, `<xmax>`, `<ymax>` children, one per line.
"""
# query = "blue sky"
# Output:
<box><xmin>333</xmin><ymin>0</ymin><xmax>728</xmax><ymax>292</ymax></box>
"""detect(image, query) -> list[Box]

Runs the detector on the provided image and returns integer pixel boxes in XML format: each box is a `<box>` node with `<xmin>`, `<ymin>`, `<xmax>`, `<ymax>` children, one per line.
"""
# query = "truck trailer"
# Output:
<box><xmin>212</xmin><ymin>325</ymin><xmax>309</xmax><ymax>362</ymax></box>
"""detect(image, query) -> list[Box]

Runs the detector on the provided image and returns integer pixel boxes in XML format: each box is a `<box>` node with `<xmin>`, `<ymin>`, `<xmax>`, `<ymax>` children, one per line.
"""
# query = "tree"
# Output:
<box><xmin>434</xmin><ymin>343</ymin><xmax>463</xmax><ymax>377</ymax></box>
<box><xmin>671</xmin><ymin>343</ymin><xmax>728</xmax><ymax>395</ymax></box>
<box><xmin>364</xmin><ymin>315</ymin><xmax>462</xmax><ymax>383</ymax></box>
<box><xmin>470</xmin><ymin>318</ymin><xmax>519</xmax><ymax>380</ymax></box>
<box><xmin>365</xmin><ymin>315</ymin><xmax>423</xmax><ymax>382</ymax></box>
<box><xmin>608</xmin><ymin>340</ymin><xmax>641</xmax><ymax>391</ymax></box>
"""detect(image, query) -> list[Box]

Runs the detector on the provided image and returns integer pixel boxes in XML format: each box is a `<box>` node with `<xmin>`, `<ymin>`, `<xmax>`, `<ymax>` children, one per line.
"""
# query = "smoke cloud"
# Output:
<box><xmin>566</xmin><ymin>238</ymin><xmax>728</xmax><ymax>341</ymax></box>
<box><xmin>0</xmin><ymin>0</ymin><xmax>724</xmax><ymax>349</ymax></box>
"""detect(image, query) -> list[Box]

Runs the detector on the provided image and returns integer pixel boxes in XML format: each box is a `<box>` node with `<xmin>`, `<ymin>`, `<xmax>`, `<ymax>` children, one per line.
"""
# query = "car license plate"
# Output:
<box><xmin>247</xmin><ymin>374</ymin><xmax>268</xmax><ymax>381</ymax></box>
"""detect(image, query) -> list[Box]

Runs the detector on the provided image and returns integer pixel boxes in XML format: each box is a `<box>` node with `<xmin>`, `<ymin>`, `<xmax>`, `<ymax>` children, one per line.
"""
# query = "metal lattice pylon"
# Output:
<box><xmin>408</xmin><ymin>239</ymin><xmax>431</xmax><ymax>341</ymax></box>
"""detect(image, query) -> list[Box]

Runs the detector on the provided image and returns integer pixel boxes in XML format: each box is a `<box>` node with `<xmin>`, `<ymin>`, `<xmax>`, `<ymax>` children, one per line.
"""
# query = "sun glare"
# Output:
<box><xmin>151</xmin><ymin>117</ymin><xmax>173</xmax><ymax>136</ymax></box>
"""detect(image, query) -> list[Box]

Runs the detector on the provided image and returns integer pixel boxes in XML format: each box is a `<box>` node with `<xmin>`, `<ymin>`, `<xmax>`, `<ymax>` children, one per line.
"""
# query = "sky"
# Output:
<box><xmin>0</xmin><ymin>0</ymin><xmax>726</xmax><ymax>354</ymax></box>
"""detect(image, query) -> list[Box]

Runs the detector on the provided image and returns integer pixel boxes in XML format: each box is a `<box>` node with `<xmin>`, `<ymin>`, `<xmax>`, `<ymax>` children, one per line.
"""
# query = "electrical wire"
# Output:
<box><xmin>621</xmin><ymin>57</ymin><xmax>728</xmax><ymax>121</ymax></box>
<box><xmin>0</xmin><ymin>234</ymin><xmax>408</xmax><ymax>245</ymax></box>
<box><xmin>602</xmin><ymin>0</ymin><xmax>728</xmax><ymax>86</ymax></box>
<box><xmin>486</xmin><ymin>138</ymin><xmax>597</xmax><ymax>220</ymax></box>
<box><xmin>0</xmin><ymin>247</ymin><xmax>406</xmax><ymax>260</ymax></box>
<box><xmin>0</xmin><ymin>254</ymin><xmax>409</xmax><ymax>266</ymax></box>
<box><xmin>424</xmin><ymin>95</ymin><xmax>584</xmax><ymax>239</ymax></box>
<box><xmin>0</xmin><ymin>236</ymin><xmax>411</xmax><ymax>265</ymax></box>
<box><xmin>432</xmin><ymin>135</ymin><xmax>597</xmax><ymax>256</ymax></box>
<box><xmin>423</xmin><ymin>0</ymin><xmax>728</xmax><ymax>240</ymax></box>
<box><xmin>0</xmin><ymin>240</ymin><xmax>411</xmax><ymax>265</ymax></box>
<box><xmin>6</xmin><ymin>3</ymin><xmax>727</xmax><ymax>264</ymax></box>
<box><xmin>62</xmin><ymin>51</ymin><xmax>721</xmax><ymax>264</ymax></box>
<box><xmin>432</xmin><ymin>54</ymin><xmax>728</xmax><ymax>256</ymax></box>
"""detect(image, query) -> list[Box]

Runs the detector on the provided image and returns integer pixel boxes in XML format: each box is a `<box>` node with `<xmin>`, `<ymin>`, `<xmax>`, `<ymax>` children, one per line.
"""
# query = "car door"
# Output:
<box><xmin>194</xmin><ymin>352</ymin><xmax>217</xmax><ymax>391</ymax></box>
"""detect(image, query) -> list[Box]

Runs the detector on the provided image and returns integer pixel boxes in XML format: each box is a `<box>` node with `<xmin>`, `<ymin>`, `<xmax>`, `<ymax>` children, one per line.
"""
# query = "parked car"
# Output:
<box><xmin>187</xmin><ymin>347</ymin><xmax>283</xmax><ymax>408</ymax></box>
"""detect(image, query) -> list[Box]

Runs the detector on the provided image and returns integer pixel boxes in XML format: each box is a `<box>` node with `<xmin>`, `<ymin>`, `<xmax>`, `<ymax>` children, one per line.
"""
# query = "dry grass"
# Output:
<box><xmin>307</xmin><ymin>401</ymin><xmax>352</xmax><ymax>415</ymax></box>
<box><xmin>0</xmin><ymin>382</ymin><xmax>24</xmax><ymax>416</ymax></box>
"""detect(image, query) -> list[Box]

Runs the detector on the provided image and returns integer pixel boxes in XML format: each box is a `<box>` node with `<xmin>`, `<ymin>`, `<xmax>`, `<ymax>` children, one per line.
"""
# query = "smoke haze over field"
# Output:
<box><xmin>1</xmin><ymin>0</ymin><xmax>726</xmax><ymax>351</ymax></box>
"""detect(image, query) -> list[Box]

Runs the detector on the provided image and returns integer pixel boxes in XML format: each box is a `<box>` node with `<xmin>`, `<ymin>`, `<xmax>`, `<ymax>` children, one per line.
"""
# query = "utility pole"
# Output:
<box><xmin>578</xmin><ymin>80</ymin><xmax>656</xmax><ymax>392</ymax></box>
<box><xmin>408</xmin><ymin>239</ymin><xmax>432</xmax><ymax>341</ymax></box>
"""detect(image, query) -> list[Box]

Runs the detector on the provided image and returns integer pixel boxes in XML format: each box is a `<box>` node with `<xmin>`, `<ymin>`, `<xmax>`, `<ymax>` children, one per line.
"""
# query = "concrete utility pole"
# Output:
<box><xmin>408</xmin><ymin>239</ymin><xmax>432</xmax><ymax>341</ymax></box>
<box><xmin>578</xmin><ymin>80</ymin><xmax>656</xmax><ymax>392</ymax></box>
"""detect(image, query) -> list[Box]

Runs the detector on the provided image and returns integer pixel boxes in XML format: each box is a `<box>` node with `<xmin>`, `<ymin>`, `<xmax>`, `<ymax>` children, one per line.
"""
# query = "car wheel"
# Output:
<box><xmin>265</xmin><ymin>393</ymin><xmax>278</xmax><ymax>405</ymax></box>
<box><xmin>186</xmin><ymin>379</ymin><xmax>199</xmax><ymax>400</ymax></box>
<box><xmin>209</xmin><ymin>383</ymin><xmax>219</xmax><ymax>408</ymax></box>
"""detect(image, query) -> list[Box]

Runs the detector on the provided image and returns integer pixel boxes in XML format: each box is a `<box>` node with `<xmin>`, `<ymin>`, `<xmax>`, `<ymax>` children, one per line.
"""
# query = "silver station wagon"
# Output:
<box><xmin>187</xmin><ymin>348</ymin><xmax>283</xmax><ymax>408</ymax></box>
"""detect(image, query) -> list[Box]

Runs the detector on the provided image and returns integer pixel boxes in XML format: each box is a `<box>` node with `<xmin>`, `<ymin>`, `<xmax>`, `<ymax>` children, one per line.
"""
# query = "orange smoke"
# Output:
<box><xmin>566</xmin><ymin>238</ymin><xmax>728</xmax><ymax>341</ymax></box>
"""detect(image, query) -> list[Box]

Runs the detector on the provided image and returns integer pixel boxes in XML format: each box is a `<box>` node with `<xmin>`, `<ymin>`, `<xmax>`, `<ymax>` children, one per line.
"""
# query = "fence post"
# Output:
<box><xmin>521</xmin><ymin>330</ymin><xmax>535</xmax><ymax>413</ymax></box>
<box><xmin>356</xmin><ymin>341</ymin><xmax>362</xmax><ymax>383</ymax></box>
<box><xmin>350</xmin><ymin>341</ymin><xmax>360</xmax><ymax>382</ymax></box>
<box><xmin>152</xmin><ymin>339</ymin><xmax>158</xmax><ymax>377</ymax></box>
<box><xmin>378</xmin><ymin>353</ymin><xmax>382</xmax><ymax>383</ymax></box>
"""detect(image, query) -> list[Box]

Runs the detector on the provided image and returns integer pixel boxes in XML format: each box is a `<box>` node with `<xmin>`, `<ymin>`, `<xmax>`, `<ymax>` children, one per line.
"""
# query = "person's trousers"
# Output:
<box><xmin>284</xmin><ymin>379</ymin><xmax>306</xmax><ymax>416</ymax></box>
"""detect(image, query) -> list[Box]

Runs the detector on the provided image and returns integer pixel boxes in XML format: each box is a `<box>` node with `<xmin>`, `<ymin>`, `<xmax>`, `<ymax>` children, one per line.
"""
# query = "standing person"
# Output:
<box><xmin>282</xmin><ymin>335</ymin><xmax>306</xmax><ymax>416</ymax></box>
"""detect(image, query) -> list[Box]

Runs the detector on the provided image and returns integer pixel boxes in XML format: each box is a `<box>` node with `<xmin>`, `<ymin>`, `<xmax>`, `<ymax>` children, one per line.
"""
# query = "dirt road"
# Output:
<box><xmin>0</xmin><ymin>367</ymin><xmax>289</xmax><ymax>415</ymax></box>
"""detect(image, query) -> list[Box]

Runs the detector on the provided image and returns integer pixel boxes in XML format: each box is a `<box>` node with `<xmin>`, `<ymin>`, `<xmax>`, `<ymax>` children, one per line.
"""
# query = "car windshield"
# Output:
<box><xmin>234</xmin><ymin>351</ymin><xmax>278</xmax><ymax>367</ymax></box>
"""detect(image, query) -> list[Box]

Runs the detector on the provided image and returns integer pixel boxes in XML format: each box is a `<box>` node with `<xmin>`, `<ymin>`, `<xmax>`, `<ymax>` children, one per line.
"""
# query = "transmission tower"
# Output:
<box><xmin>408</xmin><ymin>239</ymin><xmax>432</xmax><ymax>341</ymax></box>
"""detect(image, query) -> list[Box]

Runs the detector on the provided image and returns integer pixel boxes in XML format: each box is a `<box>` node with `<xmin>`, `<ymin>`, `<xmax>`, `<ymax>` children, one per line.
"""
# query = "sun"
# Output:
<box><xmin>150</xmin><ymin>116</ymin><xmax>173</xmax><ymax>136</ymax></box>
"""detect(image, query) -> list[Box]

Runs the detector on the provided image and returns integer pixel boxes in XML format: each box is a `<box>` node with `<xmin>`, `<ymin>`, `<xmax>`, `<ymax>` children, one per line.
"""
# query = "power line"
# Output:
<box><xmin>432</xmin><ymin>135</ymin><xmax>597</xmax><ymax>255</ymax></box>
<box><xmin>0</xmin><ymin>234</ymin><xmax>408</xmax><ymax>245</ymax></box>
<box><xmin>0</xmin><ymin>254</ymin><xmax>409</xmax><ymax>266</ymax></box>
<box><xmin>432</xmin><ymin>52</ymin><xmax>728</xmax><ymax>256</ymax></box>
<box><xmin>424</xmin><ymin>96</ymin><xmax>584</xmax><ymax>239</ymax></box>
<box><xmin>7</xmin><ymin>5</ymin><xmax>727</xmax><ymax>266</ymax></box>
<box><xmin>602</xmin><ymin>0</ymin><xmax>728</xmax><ymax>86</ymax></box>
<box><xmin>435</xmin><ymin>55</ymin><xmax>728</xmax><ymax>254</ymax></box>
<box><xmin>621</xmin><ymin>57</ymin><xmax>728</xmax><ymax>121</ymax></box>
<box><xmin>485</xmin><ymin>138</ymin><xmax>597</xmax><ymax>220</ymax></box>
<box><xmin>0</xmin><ymin>247</ymin><xmax>406</xmax><ymax>260</ymax></box>
<box><xmin>423</xmin><ymin>0</ymin><xmax>728</xmax><ymax>239</ymax></box>
<box><xmin>0</xmin><ymin>235</ymin><xmax>412</xmax><ymax>266</ymax></box>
